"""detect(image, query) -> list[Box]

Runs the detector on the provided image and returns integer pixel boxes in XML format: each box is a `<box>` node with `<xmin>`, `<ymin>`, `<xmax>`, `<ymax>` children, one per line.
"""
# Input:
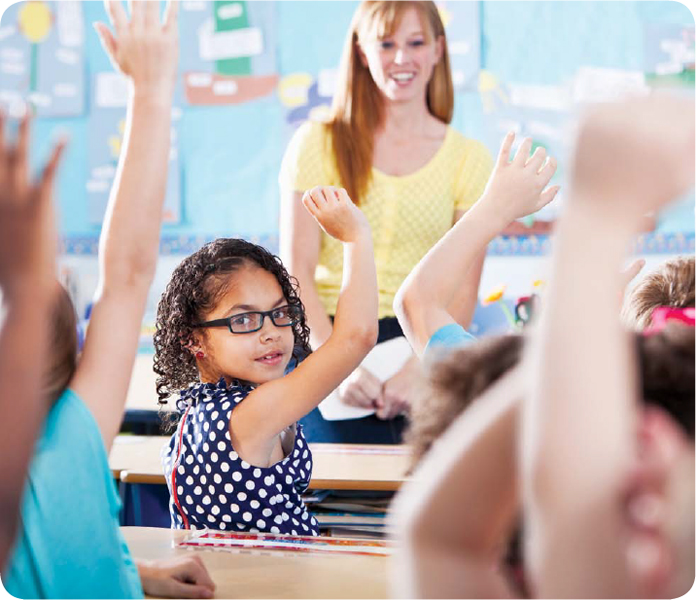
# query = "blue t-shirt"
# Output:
<box><xmin>2</xmin><ymin>389</ymin><xmax>143</xmax><ymax>599</ymax></box>
<box><xmin>424</xmin><ymin>323</ymin><xmax>477</xmax><ymax>358</ymax></box>
<box><xmin>162</xmin><ymin>378</ymin><xmax>319</xmax><ymax>536</ymax></box>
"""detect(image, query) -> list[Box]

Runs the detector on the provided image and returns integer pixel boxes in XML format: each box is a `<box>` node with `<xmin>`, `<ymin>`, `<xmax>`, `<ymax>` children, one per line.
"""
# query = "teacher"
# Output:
<box><xmin>279</xmin><ymin>0</ymin><xmax>492</xmax><ymax>443</ymax></box>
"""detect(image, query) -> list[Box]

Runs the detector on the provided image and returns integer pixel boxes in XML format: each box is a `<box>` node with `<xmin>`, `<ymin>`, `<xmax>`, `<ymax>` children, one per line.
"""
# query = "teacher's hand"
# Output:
<box><xmin>338</xmin><ymin>366</ymin><xmax>381</xmax><ymax>409</ymax></box>
<box><xmin>375</xmin><ymin>357</ymin><xmax>419</xmax><ymax>420</ymax></box>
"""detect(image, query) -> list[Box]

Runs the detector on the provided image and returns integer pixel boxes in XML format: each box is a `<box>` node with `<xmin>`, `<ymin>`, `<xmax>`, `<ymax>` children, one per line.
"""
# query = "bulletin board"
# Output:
<box><xmin>0</xmin><ymin>0</ymin><xmax>692</xmax><ymax>260</ymax></box>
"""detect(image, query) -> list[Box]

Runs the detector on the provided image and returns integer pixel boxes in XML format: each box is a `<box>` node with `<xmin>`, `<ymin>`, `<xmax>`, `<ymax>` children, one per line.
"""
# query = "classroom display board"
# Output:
<box><xmin>1</xmin><ymin>1</ymin><xmax>692</xmax><ymax>257</ymax></box>
<box><xmin>0</xmin><ymin>1</ymin><xmax>85</xmax><ymax>117</ymax></box>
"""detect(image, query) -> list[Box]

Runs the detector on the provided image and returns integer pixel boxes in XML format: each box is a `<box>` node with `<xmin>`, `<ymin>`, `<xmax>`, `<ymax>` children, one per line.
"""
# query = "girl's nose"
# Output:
<box><xmin>394</xmin><ymin>47</ymin><xmax>407</xmax><ymax>65</ymax></box>
<box><xmin>259</xmin><ymin>318</ymin><xmax>281</xmax><ymax>342</ymax></box>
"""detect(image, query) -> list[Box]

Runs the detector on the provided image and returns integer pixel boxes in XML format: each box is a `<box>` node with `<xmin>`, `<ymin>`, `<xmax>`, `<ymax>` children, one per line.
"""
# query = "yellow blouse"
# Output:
<box><xmin>279</xmin><ymin>121</ymin><xmax>493</xmax><ymax>318</ymax></box>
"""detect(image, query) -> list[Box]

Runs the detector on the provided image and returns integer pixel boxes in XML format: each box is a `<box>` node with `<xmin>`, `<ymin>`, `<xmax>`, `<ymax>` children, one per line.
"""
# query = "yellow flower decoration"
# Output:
<box><xmin>19</xmin><ymin>1</ymin><xmax>52</xmax><ymax>44</ymax></box>
<box><xmin>482</xmin><ymin>284</ymin><xmax>506</xmax><ymax>306</ymax></box>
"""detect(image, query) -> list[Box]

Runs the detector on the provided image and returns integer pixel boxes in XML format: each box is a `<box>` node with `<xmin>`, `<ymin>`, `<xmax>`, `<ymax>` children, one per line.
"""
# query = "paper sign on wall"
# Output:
<box><xmin>199</xmin><ymin>25</ymin><xmax>263</xmax><ymax>61</ymax></box>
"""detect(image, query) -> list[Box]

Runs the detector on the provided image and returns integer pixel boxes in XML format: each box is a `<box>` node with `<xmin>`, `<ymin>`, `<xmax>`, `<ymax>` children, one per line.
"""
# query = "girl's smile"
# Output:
<box><xmin>194</xmin><ymin>265</ymin><xmax>296</xmax><ymax>385</ymax></box>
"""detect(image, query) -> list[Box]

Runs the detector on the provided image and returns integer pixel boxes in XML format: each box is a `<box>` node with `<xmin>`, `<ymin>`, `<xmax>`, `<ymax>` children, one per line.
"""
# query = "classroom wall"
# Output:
<box><xmin>1</xmin><ymin>0</ymin><xmax>693</xmax><ymax>335</ymax></box>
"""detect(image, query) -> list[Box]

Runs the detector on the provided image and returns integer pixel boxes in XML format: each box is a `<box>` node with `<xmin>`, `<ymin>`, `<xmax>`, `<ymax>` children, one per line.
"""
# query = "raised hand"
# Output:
<box><xmin>302</xmin><ymin>186</ymin><xmax>370</xmax><ymax>243</ymax></box>
<box><xmin>571</xmin><ymin>96</ymin><xmax>695</xmax><ymax>218</ymax></box>
<box><xmin>94</xmin><ymin>0</ymin><xmax>179</xmax><ymax>99</ymax></box>
<box><xmin>480</xmin><ymin>132</ymin><xmax>559</xmax><ymax>225</ymax></box>
<box><xmin>0</xmin><ymin>112</ymin><xmax>66</xmax><ymax>295</ymax></box>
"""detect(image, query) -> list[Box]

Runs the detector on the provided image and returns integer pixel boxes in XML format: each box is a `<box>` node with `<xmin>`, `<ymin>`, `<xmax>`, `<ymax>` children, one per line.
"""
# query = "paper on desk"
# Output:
<box><xmin>318</xmin><ymin>336</ymin><xmax>413</xmax><ymax>421</ymax></box>
<box><xmin>178</xmin><ymin>530</ymin><xmax>394</xmax><ymax>556</ymax></box>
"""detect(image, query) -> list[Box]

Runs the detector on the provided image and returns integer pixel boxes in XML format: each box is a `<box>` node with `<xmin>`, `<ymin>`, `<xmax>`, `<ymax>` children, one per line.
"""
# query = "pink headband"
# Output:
<box><xmin>643</xmin><ymin>306</ymin><xmax>696</xmax><ymax>335</ymax></box>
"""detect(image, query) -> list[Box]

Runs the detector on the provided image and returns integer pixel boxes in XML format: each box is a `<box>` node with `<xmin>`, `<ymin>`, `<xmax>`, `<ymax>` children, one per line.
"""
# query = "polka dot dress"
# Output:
<box><xmin>161</xmin><ymin>378</ymin><xmax>319</xmax><ymax>536</ymax></box>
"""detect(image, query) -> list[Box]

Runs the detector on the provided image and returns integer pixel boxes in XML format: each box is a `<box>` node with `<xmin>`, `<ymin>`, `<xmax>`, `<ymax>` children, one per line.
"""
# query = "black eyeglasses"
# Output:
<box><xmin>193</xmin><ymin>305</ymin><xmax>303</xmax><ymax>334</ymax></box>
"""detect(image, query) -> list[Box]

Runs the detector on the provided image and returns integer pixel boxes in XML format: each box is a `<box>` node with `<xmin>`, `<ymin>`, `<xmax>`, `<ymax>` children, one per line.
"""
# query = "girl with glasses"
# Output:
<box><xmin>155</xmin><ymin>186</ymin><xmax>378</xmax><ymax>535</ymax></box>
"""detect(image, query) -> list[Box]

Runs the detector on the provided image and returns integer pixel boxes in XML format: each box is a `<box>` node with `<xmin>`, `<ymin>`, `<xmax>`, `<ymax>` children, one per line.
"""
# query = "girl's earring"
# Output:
<box><xmin>195</xmin><ymin>351</ymin><xmax>204</xmax><ymax>359</ymax></box>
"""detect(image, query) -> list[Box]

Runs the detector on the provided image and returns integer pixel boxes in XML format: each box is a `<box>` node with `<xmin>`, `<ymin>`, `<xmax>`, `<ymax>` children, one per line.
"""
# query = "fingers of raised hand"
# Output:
<box><xmin>301</xmin><ymin>190</ymin><xmax>319</xmax><ymax>216</ymax></box>
<box><xmin>321</xmin><ymin>186</ymin><xmax>342</xmax><ymax>205</ymax></box>
<box><xmin>163</xmin><ymin>0</ymin><xmax>179</xmax><ymax>32</ymax></box>
<box><xmin>525</xmin><ymin>146</ymin><xmax>547</xmax><ymax>172</ymax></box>
<box><xmin>308</xmin><ymin>186</ymin><xmax>328</xmax><ymax>206</ymax></box>
<box><xmin>513</xmin><ymin>137</ymin><xmax>533</xmax><ymax>166</ymax></box>
<box><xmin>128</xmin><ymin>0</ymin><xmax>146</xmax><ymax>29</ymax></box>
<box><xmin>94</xmin><ymin>22</ymin><xmax>119</xmax><ymax>65</ymax></box>
<box><xmin>37</xmin><ymin>138</ymin><xmax>68</xmax><ymax>202</ymax></box>
<box><xmin>143</xmin><ymin>0</ymin><xmax>160</xmax><ymax>27</ymax></box>
<box><xmin>336</xmin><ymin>188</ymin><xmax>353</xmax><ymax>205</ymax></box>
<box><xmin>538</xmin><ymin>155</ymin><xmax>557</xmax><ymax>184</ymax></box>
<box><xmin>7</xmin><ymin>113</ymin><xmax>31</xmax><ymax>198</ymax></box>
<box><xmin>496</xmin><ymin>131</ymin><xmax>515</xmax><ymax>167</ymax></box>
<box><xmin>105</xmin><ymin>0</ymin><xmax>128</xmax><ymax>35</ymax></box>
<box><xmin>538</xmin><ymin>185</ymin><xmax>560</xmax><ymax>209</ymax></box>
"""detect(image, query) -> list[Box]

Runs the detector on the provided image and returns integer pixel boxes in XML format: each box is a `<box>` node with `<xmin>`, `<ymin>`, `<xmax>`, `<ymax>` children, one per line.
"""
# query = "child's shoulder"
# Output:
<box><xmin>178</xmin><ymin>378</ymin><xmax>254</xmax><ymax>413</ymax></box>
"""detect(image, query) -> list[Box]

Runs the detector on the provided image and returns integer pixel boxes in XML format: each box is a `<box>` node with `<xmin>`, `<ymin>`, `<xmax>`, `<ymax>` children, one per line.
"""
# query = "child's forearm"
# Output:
<box><xmin>396</xmin><ymin>201</ymin><xmax>509</xmax><ymax>355</ymax></box>
<box><xmin>393</xmin><ymin>369</ymin><xmax>522</xmax><ymax>598</ymax></box>
<box><xmin>0</xmin><ymin>293</ymin><xmax>51</xmax><ymax>569</ymax></box>
<box><xmin>99</xmin><ymin>90</ymin><xmax>172</xmax><ymax>293</ymax></box>
<box><xmin>331</xmin><ymin>230</ymin><xmax>379</xmax><ymax>351</ymax></box>
<box><xmin>524</xmin><ymin>203</ymin><xmax>636</xmax><ymax>504</ymax></box>
<box><xmin>522</xmin><ymin>202</ymin><xmax>639</xmax><ymax>597</ymax></box>
<box><xmin>294</xmin><ymin>273</ymin><xmax>334</xmax><ymax>349</ymax></box>
<box><xmin>395</xmin><ymin>548</ymin><xmax>517</xmax><ymax>599</ymax></box>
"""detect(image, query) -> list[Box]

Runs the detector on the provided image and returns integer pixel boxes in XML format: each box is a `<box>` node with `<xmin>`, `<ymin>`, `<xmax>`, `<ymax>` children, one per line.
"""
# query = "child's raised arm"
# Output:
<box><xmin>521</xmin><ymin>97</ymin><xmax>695</xmax><ymax>598</ymax></box>
<box><xmin>70</xmin><ymin>0</ymin><xmax>179</xmax><ymax>452</ymax></box>
<box><xmin>230</xmin><ymin>186</ymin><xmax>378</xmax><ymax>452</ymax></box>
<box><xmin>395</xmin><ymin>133</ymin><xmax>558</xmax><ymax>356</ymax></box>
<box><xmin>0</xmin><ymin>113</ymin><xmax>65</xmax><ymax>569</ymax></box>
<box><xmin>391</xmin><ymin>365</ymin><xmax>524</xmax><ymax>598</ymax></box>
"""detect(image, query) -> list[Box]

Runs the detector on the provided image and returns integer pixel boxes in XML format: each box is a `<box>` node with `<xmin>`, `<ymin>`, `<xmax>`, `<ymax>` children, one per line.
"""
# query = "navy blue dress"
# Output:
<box><xmin>162</xmin><ymin>378</ymin><xmax>319</xmax><ymax>536</ymax></box>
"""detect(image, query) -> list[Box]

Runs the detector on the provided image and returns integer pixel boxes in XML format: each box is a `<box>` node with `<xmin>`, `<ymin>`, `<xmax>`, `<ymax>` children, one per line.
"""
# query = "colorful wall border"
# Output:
<box><xmin>61</xmin><ymin>232</ymin><xmax>694</xmax><ymax>258</ymax></box>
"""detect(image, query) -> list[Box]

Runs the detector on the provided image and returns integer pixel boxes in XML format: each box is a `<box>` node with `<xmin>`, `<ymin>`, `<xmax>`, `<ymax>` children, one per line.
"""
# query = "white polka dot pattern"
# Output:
<box><xmin>162</xmin><ymin>378</ymin><xmax>319</xmax><ymax>536</ymax></box>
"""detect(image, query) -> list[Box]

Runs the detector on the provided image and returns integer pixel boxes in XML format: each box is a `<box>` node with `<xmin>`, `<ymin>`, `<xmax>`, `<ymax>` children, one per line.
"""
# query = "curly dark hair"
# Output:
<box><xmin>153</xmin><ymin>238</ymin><xmax>312</xmax><ymax>409</ymax></box>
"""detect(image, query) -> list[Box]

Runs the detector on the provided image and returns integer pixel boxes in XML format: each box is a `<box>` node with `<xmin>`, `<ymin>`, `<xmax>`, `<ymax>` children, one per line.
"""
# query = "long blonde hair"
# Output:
<box><xmin>329</xmin><ymin>1</ymin><xmax>454</xmax><ymax>205</ymax></box>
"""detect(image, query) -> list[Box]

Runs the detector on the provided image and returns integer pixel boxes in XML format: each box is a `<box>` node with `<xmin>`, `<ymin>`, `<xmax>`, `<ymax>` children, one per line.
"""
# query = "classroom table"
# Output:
<box><xmin>111</xmin><ymin>435</ymin><xmax>412</xmax><ymax>491</ymax></box>
<box><xmin>123</xmin><ymin>526</ymin><xmax>389</xmax><ymax>599</ymax></box>
<box><xmin>122</xmin><ymin>356</ymin><xmax>171</xmax><ymax>435</ymax></box>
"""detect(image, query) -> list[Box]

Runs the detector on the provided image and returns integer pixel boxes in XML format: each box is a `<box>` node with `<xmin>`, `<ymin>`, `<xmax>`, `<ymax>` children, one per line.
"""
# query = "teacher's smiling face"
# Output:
<box><xmin>358</xmin><ymin>7</ymin><xmax>444</xmax><ymax>105</ymax></box>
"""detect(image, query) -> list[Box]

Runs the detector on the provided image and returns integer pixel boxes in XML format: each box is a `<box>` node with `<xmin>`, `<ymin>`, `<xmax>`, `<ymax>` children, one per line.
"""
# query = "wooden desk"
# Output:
<box><xmin>110</xmin><ymin>435</ymin><xmax>168</xmax><ymax>480</ymax></box>
<box><xmin>126</xmin><ymin>355</ymin><xmax>161</xmax><ymax>412</ymax></box>
<box><xmin>111</xmin><ymin>436</ymin><xmax>412</xmax><ymax>490</ymax></box>
<box><xmin>123</xmin><ymin>526</ymin><xmax>389</xmax><ymax>599</ymax></box>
